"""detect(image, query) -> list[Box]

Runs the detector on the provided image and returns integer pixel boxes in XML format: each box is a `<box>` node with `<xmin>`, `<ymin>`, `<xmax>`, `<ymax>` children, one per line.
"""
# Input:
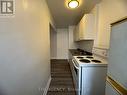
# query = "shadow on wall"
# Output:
<box><xmin>0</xmin><ymin>87</ymin><xmax>7</xmax><ymax>95</ymax></box>
<box><xmin>76</xmin><ymin>40</ymin><xmax>94</xmax><ymax>52</ymax></box>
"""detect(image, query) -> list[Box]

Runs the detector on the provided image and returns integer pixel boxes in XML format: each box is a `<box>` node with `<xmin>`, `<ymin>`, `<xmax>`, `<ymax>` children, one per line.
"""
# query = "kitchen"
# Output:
<box><xmin>0</xmin><ymin>0</ymin><xmax>127</xmax><ymax>95</ymax></box>
<box><xmin>49</xmin><ymin>0</ymin><xmax>127</xmax><ymax>95</ymax></box>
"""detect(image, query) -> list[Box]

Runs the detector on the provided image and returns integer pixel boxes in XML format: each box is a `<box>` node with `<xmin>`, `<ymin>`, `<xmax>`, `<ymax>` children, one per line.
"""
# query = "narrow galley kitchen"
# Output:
<box><xmin>0</xmin><ymin>0</ymin><xmax>127</xmax><ymax>95</ymax></box>
<box><xmin>47</xmin><ymin>0</ymin><xmax>127</xmax><ymax>95</ymax></box>
<box><xmin>48</xmin><ymin>0</ymin><xmax>108</xmax><ymax>95</ymax></box>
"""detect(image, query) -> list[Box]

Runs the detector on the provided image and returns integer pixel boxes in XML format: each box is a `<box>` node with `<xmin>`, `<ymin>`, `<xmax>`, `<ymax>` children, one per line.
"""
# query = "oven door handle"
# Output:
<box><xmin>72</xmin><ymin>59</ymin><xmax>79</xmax><ymax>70</ymax></box>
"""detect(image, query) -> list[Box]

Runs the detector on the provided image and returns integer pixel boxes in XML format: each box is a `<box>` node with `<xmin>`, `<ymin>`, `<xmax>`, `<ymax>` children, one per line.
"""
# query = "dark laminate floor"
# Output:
<box><xmin>47</xmin><ymin>59</ymin><xmax>76</xmax><ymax>95</ymax></box>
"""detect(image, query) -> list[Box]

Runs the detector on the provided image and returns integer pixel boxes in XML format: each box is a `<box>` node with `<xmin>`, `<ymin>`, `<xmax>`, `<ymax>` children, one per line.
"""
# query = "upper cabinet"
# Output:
<box><xmin>74</xmin><ymin>14</ymin><xmax>95</xmax><ymax>41</ymax></box>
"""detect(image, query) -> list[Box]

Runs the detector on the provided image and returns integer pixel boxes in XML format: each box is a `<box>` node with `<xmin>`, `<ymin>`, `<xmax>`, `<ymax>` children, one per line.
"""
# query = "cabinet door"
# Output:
<box><xmin>79</xmin><ymin>17</ymin><xmax>85</xmax><ymax>40</ymax></box>
<box><xmin>79</xmin><ymin>14</ymin><xmax>95</xmax><ymax>40</ymax></box>
<box><xmin>74</xmin><ymin>14</ymin><xmax>95</xmax><ymax>41</ymax></box>
<box><xmin>82</xmin><ymin>14</ymin><xmax>95</xmax><ymax>40</ymax></box>
<box><xmin>85</xmin><ymin>14</ymin><xmax>95</xmax><ymax>39</ymax></box>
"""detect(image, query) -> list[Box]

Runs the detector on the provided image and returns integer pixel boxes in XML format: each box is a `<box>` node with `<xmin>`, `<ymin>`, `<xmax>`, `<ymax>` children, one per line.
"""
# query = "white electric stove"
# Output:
<box><xmin>71</xmin><ymin>49</ymin><xmax>108</xmax><ymax>95</ymax></box>
<box><xmin>73</xmin><ymin>55</ymin><xmax>107</xmax><ymax>67</ymax></box>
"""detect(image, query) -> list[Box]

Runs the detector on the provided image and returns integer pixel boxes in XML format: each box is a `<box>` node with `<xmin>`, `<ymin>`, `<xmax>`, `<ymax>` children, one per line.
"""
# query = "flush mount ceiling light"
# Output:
<box><xmin>68</xmin><ymin>0</ymin><xmax>79</xmax><ymax>9</ymax></box>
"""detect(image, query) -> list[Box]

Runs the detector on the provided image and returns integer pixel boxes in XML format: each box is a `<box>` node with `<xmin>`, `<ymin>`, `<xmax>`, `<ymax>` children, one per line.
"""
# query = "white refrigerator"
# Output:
<box><xmin>106</xmin><ymin>18</ymin><xmax>127</xmax><ymax>95</ymax></box>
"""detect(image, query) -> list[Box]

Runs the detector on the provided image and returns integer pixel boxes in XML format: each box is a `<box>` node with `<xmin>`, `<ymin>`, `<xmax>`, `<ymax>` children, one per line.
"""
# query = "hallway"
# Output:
<box><xmin>47</xmin><ymin>60</ymin><xmax>76</xmax><ymax>95</ymax></box>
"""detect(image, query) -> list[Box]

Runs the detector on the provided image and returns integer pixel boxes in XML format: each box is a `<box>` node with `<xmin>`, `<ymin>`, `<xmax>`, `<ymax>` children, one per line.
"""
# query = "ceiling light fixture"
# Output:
<box><xmin>68</xmin><ymin>0</ymin><xmax>79</xmax><ymax>9</ymax></box>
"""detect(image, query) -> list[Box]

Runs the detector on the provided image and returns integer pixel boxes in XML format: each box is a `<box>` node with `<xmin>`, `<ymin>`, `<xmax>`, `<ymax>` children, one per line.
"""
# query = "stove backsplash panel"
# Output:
<box><xmin>76</xmin><ymin>40</ymin><xmax>94</xmax><ymax>53</ymax></box>
<box><xmin>92</xmin><ymin>47</ymin><xmax>109</xmax><ymax>58</ymax></box>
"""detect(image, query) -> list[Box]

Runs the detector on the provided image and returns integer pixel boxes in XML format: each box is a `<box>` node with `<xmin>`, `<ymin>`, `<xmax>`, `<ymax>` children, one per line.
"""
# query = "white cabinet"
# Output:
<box><xmin>74</xmin><ymin>14</ymin><xmax>95</xmax><ymax>41</ymax></box>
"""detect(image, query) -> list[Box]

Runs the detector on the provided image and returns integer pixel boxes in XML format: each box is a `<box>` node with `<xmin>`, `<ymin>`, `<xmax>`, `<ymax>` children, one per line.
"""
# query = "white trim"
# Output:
<box><xmin>50</xmin><ymin>57</ymin><xmax>57</xmax><ymax>59</ymax></box>
<box><xmin>43</xmin><ymin>76</ymin><xmax>51</xmax><ymax>95</ymax></box>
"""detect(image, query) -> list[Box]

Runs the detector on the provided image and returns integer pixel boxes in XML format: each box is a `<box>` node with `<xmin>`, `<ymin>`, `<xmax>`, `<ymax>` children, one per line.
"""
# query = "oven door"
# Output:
<box><xmin>72</xmin><ymin>59</ymin><xmax>81</xmax><ymax>95</ymax></box>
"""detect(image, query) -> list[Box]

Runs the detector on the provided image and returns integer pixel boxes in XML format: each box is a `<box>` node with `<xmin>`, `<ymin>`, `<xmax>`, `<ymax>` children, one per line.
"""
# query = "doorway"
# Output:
<box><xmin>50</xmin><ymin>24</ymin><xmax>57</xmax><ymax>59</ymax></box>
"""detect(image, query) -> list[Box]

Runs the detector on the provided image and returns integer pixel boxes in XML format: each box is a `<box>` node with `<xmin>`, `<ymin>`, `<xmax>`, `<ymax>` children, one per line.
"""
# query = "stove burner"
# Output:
<box><xmin>92</xmin><ymin>60</ymin><xmax>102</xmax><ymax>63</ymax></box>
<box><xmin>79</xmin><ymin>59</ymin><xmax>91</xmax><ymax>63</ymax></box>
<box><xmin>77</xmin><ymin>57</ymin><xmax>84</xmax><ymax>59</ymax></box>
<box><xmin>86</xmin><ymin>56</ymin><xmax>94</xmax><ymax>59</ymax></box>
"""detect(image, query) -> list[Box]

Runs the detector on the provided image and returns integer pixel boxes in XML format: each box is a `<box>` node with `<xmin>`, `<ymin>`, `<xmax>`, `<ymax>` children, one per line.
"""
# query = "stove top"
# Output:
<box><xmin>79</xmin><ymin>59</ymin><xmax>91</xmax><ymax>63</ymax></box>
<box><xmin>92</xmin><ymin>60</ymin><xmax>102</xmax><ymax>63</ymax></box>
<box><xmin>86</xmin><ymin>56</ymin><xmax>94</xmax><ymax>59</ymax></box>
<box><xmin>73</xmin><ymin>55</ymin><xmax>107</xmax><ymax>67</ymax></box>
<box><xmin>77</xmin><ymin>57</ymin><xmax>84</xmax><ymax>59</ymax></box>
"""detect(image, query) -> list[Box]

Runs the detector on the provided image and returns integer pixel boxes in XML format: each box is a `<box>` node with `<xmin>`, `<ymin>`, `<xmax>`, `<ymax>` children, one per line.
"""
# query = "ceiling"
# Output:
<box><xmin>46</xmin><ymin>0</ymin><xmax>102</xmax><ymax>28</ymax></box>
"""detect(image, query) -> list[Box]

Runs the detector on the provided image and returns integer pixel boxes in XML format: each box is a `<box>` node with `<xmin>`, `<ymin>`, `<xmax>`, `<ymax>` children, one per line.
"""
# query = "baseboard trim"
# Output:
<box><xmin>50</xmin><ymin>57</ymin><xmax>57</xmax><ymax>59</ymax></box>
<box><xmin>43</xmin><ymin>76</ymin><xmax>51</xmax><ymax>95</ymax></box>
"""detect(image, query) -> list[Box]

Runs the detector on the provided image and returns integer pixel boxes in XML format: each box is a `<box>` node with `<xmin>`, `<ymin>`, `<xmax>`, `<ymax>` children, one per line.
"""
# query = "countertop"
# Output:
<box><xmin>69</xmin><ymin>49</ymin><xmax>92</xmax><ymax>56</ymax></box>
<box><xmin>69</xmin><ymin>49</ymin><xmax>80</xmax><ymax>56</ymax></box>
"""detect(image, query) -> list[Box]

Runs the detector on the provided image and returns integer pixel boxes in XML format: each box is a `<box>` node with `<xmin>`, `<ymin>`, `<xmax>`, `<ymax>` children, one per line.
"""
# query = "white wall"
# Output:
<box><xmin>0</xmin><ymin>0</ymin><xmax>54</xmax><ymax>95</ymax></box>
<box><xmin>50</xmin><ymin>26</ymin><xmax>57</xmax><ymax>59</ymax></box>
<box><xmin>56</xmin><ymin>29</ymin><xmax>69</xmax><ymax>59</ymax></box>
<box><xmin>68</xmin><ymin>26</ymin><xmax>78</xmax><ymax>49</ymax></box>
<box><xmin>77</xmin><ymin>40</ymin><xmax>94</xmax><ymax>52</ymax></box>
<box><xmin>95</xmin><ymin>0</ymin><xmax>127</xmax><ymax>48</ymax></box>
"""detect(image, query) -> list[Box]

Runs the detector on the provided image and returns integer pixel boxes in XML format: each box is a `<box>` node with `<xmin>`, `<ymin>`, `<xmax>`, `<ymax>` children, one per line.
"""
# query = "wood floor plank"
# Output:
<box><xmin>47</xmin><ymin>59</ymin><xmax>76</xmax><ymax>95</ymax></box>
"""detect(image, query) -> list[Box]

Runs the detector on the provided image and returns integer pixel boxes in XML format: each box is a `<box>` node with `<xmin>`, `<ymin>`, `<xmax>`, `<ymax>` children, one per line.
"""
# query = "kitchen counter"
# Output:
<box><xmin>69</xmin><ymin>49</ymin><xmax>93</xmax><ymax>56</ymax></box>
<box><xmin>69</xmin><ymin>49</ymin><xmax>81</xmax><ymax>56</ymax></box>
